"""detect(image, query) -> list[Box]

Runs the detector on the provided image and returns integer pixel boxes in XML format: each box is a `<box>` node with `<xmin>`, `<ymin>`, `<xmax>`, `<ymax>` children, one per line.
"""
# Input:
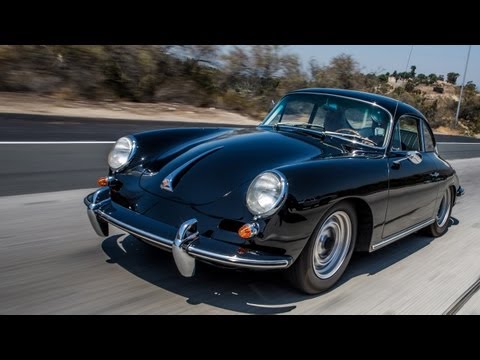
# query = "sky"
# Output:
<box><xmin>290</xmin><ymin>45</ymin><xmax>478</xmax><ymax>86</ymax></box>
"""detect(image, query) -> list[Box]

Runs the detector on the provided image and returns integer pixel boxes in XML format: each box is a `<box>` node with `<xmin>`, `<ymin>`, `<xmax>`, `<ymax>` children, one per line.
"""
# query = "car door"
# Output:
<box><xmin>382</xmin><ymin>115</ymin><xmax>439</xmax><ymax>239</ymax></box>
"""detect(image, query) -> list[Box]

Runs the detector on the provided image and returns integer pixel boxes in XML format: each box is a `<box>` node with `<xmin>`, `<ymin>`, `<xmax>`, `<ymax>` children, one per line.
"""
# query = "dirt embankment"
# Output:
<box><xmin>0</xmin><ymin>91</ymin><xmax>476</xmax><ymax>137</ymax></box>
<box><xmin>0</xmin><ymin>92</ymin><xmax>260</xmax><ymax>126</ymax></box>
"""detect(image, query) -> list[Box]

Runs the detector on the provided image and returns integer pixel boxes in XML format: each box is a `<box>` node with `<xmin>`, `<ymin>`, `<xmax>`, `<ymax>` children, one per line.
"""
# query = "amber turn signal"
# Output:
<box><xmin>97</xmin><ymin>176</ymin><xmax>109</xmax><ymax>187</ymax></box>
<box><xmin>238</xmin><ymin>223</ymin><xmax>259</xmax><ymax>239</ymax></box>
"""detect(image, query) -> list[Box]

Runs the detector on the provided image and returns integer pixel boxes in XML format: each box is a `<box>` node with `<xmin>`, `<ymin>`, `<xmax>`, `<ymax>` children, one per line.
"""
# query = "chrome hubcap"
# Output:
<box><xmin>313</xmin><ymin>211</ymin><xmax>352</xmax><ymax>279</ymax></box>
<box><xmin>436</xmin><ymin>188</ymin><xmax>451</xmax><ymax>227</ymax></box>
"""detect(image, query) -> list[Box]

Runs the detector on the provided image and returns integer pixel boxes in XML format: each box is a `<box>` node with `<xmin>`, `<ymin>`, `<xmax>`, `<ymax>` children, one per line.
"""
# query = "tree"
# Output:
<box><xmin>378</xmin><ymin>74</ymin><xmax>388</xmax><ymax>83</ymax></box>
<box><xmin>447</xmin><ymin>72</ymin><xmax>460</xmax><ymax>85</ymax></box>
<box><xmin>465</xmin><ymin>81</ymin><xmax>477</xmax><ymax>93</ymax></box>
<box><xmin>417</xmin><ymin>73</ymin><xmax>427</xmax><ymax>84</ymax></box>
<box><xmin>323</xmin><ymin>53</ymin><xmax>362</xmax><ymax>89</ymax></box>
<box><xmin>410</xmin><ymin>65</ymin><xmax>416</xmax><ymax>78</ymax></box>
<box><xmin>427</xmin><ymin>73</ymin><xmax>438</xmax><ymax>85</ymax></box>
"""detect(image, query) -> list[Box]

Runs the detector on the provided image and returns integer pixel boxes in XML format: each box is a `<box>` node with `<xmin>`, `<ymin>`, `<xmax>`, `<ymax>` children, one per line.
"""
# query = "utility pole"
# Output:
<box><xmin>455</xmin><ymin>45</ymin><xmax>472</xmax><ymax>126</ymax></box>
<box><xmin>405</xmin><ymin>45</ymin><xmax>414</xmax><ymax>73</ymax></box>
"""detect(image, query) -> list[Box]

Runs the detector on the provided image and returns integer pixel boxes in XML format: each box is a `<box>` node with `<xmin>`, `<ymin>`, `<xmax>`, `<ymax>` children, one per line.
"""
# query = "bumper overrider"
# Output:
<box><xmin>84</xmin><ymin>187</ymin><xmax>292</xmax><ymax>277</ymax></box>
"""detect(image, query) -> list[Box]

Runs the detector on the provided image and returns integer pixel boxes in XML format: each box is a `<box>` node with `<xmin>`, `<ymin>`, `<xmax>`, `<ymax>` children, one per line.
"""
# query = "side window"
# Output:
<box><xmin>422</xmin><ymin>120</ymin><xmax>436</xmax><ymax>152</ymax></box>
<box><xmin>281</xmin><ymin>100</ymin><xmax>314</xmax><ymax>124</ymax></box>
<box><xmin>312</xmin><ymin>106</ymin><xmax>326</xmax><ymax>126</ymax></box>
<box><xmin>391</xmin><ymin>116</ymin><xmax>421</xmax><ymax>151</ymax></box>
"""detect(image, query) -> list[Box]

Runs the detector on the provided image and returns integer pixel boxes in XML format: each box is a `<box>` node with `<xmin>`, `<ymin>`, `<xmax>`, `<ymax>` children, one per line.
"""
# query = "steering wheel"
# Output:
<box><xmin>335</xmin><ymin>128</ymin><xmax>361</xmax><ymax>137</ymax></box>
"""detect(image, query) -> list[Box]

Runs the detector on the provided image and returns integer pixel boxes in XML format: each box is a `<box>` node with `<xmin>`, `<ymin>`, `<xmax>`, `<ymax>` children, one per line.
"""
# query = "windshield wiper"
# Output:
<box><xmin>273</xmin><ymin>122</ymin><xmax>325</xmax><ymax>131</ymax></box>
<box><xmin>272</xmin><ymin>123</ymin><xmax>378</xmax><ymax>147</ymax></box>
<box><xmin>323</xmin><ymin>131</ymin><xmax>377</xmax><ymax>146</ymax></box>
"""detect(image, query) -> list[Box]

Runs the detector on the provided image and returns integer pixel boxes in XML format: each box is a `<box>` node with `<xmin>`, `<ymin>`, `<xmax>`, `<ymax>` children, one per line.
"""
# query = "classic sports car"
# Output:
<box><xmin>84</xmin><ymin>88</ymin><xmax>464</xmax><ymax>294</ymax></box>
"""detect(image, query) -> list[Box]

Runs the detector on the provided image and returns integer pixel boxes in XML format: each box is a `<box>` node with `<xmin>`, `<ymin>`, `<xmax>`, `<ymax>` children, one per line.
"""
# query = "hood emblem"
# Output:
<box><xmin>160</xmin><ymin>146</ymin><xmax>224</xmax><ymax>192</ymax></box>
<box><xmin>161</xmin><ymin>178</ymin><xmax>173</xmax><ymax>192</ymax></box>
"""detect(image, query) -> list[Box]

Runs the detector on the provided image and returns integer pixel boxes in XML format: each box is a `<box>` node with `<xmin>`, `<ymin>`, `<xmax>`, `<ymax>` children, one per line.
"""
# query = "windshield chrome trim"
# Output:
<box><xmin>259</xmin><ymin>91</ymin><xmax>395</xmax><ymax>153</ymax></box>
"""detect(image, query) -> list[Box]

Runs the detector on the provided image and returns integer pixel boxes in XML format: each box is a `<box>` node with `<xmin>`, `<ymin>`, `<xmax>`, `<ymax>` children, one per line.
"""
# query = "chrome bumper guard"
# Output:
<box><xmin>457</xmin><ymin>186</ymin><xmax>464</xmax><ymax>197</ymax></box>
<box><xmin>84</xmin><ymin>188</ymin><xmax>292</xmax><ymax>277</ymax></box>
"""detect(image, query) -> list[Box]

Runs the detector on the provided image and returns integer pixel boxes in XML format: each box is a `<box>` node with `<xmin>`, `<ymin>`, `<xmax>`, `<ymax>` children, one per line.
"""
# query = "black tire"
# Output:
<box><xmin>425</xmin><ymin>187</ymin><xmax>453</xmax><ymax>237</ymax></box>
<box><xmin>287</xmin><ymin>201</ymin><xmax>357</xmax><ymax>294</ymax></box>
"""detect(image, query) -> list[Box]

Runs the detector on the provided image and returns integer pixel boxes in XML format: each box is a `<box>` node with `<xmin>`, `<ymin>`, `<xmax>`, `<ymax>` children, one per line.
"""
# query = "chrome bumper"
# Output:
<box><xmin>84</xmin><ymin>188</ymin><xmax>292</xmax><ymax>277</ymax></box>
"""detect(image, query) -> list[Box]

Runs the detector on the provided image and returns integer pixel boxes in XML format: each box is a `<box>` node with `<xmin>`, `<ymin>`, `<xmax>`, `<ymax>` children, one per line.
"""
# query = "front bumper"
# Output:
<box><xmin>84</xmin><ymin>187</ymin><xmax>292</xmax><ymax>277</ymax></box>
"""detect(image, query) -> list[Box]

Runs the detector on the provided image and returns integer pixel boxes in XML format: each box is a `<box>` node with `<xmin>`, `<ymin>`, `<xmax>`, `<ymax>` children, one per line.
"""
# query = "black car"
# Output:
<box><xmin>84</xmin><ymin>88</ymin><xmax>463</xmax><ymax>294</ymax></box>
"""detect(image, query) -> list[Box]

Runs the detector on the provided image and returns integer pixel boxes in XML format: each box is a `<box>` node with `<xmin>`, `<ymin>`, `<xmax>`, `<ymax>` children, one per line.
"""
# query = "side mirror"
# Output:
<box><xmin>392</xmin><ymin>151</ymin><xmax>422</xmax><ymax>169</ymax></box>
<box><xmin>406</xmin><ymin>151</ymin><xmax>422</xmax><ymax>165</ymax></box>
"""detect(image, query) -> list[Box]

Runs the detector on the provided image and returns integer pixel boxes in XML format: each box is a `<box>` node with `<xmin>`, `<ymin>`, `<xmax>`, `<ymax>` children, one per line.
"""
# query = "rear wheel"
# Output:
<box><xmin>287</xmin><ymin>202</ymin><xmax>357</xmax><ymax>294</ymax></box>
<box><xmin>425</xmin><ymin>187</ymin><xmax>452</xmax><ymax>237</ymax></box>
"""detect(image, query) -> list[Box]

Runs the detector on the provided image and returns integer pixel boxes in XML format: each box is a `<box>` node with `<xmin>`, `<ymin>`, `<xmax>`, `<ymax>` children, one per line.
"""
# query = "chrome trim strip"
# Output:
<box><xmin>371</xmin><ymin>218</ymin><xmax>435</xmax><ymax>251</ymax></box>
<box><xmin>84</xmin><ymin>187</ymin><xmax>110</xmax><ymax>209</ymax></box>
<box><xmin>96</xmin><ymin>210</ymin><xmax>174</xmax><ymax>249</ymax></box>
<box><xmin>188</xmin><ymin>247</ymin><xmax>291</xmax><ymax>269</ymax></box>
<box><xmin>161</xmin><ymin>146</ymin><xmax>223</xmax><ymax>192</ymax></box>
<box><xmin>135</xmin><ymin>234</ymin><xmax>173</xmax><ymax>252</ymax></box>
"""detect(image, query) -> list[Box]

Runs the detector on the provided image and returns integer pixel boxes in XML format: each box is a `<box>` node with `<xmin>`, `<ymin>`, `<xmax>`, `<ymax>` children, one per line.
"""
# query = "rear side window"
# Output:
<box><xmin>391</xmin><ymin>116</ymin><xmax>421</xmax><ymax>151</ymax></box>
<box><xmin>422</xmin><ymin>120</ymin><xmax>436</xmax><ymax>152</ymax></box>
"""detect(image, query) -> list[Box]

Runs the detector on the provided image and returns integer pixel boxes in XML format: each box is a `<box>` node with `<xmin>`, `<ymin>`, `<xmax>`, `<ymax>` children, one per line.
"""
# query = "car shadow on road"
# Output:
<box><xmin>101</xmin><ymin>218</ymin><xmax>459</xmax><ymax>314</ymax></box>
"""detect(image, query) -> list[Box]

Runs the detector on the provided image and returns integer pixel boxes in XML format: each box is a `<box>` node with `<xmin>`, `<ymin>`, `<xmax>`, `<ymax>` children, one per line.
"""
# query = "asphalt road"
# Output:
<box><xmin>0</xmin><ymin>158</ymin><xmax>478</xmax><ymax>314</ymax></box>
<box><xmin>0</xmin><ymin>113</ymin><xmax>251</xmax><ymax>141</ymax></box>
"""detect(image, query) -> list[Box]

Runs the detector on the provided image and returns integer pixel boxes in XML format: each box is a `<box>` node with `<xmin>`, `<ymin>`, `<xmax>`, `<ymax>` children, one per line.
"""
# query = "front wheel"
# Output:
<box><xmin>287</xmin><ymin>202</ymin><xmax>357</xmax><ymax>294</ymax></box>
<box><xmin>425</xmin><ymin>187</ymin><xmax>452</xmax><ymax>237</ymax></box>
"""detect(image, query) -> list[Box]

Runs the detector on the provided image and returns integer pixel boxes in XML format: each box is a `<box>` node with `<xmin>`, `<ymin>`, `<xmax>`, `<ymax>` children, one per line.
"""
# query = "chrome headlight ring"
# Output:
<box><xmin>108</xmin><ymin>136</ymin><xmax>136</xmax><ymax>171</ymax></box>
<box><xmin>246</xmin><ymin>170</ymin><xmax>288</xmax><ymax>218</ymax></box>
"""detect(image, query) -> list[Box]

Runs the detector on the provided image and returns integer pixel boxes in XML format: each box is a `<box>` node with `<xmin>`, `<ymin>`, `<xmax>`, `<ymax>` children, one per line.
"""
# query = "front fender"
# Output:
<box><xmin>265</xmin><ymin>156</ymin><xmax>390</xmax><ymax>257</ymax></box>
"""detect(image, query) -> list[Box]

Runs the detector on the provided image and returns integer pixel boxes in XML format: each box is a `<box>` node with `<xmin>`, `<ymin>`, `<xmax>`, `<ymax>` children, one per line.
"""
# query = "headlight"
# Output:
<box><xmin>246</xmin><ymin>170</ymin><xmax>288</xmax><ymax>217</ymax></box>
<box><xmin>108</xmin><ymin>136</ymin><xmax>135</xmax><ymax>171</ymax></box>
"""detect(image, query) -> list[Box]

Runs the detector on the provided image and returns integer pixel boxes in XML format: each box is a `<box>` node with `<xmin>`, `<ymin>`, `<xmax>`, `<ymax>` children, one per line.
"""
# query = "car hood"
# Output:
<box><xmin>139</xmin><ymin>127</ymin><xmax>344</xmax><ymax>205</ymax></box>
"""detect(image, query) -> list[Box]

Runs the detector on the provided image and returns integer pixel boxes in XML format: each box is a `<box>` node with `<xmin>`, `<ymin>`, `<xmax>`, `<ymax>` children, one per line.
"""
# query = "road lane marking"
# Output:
<box><xmin>437</xmin><ymin>142</ymin><xmax>480</xmax><ymax>145</ymax></box>
<box><xmin>443</xmin><ymin>277</ymin><xmax>480</xmax><ymax>315</ymax></box>
<box><xmin>0</xmin><ymin>141</ymin><xmax>115</xmax><ymax>144</ymax></box>
<box><xmin>0</xmin><ymin>141</ymin><xmax>478</xmax><ymax>145</ymax></box>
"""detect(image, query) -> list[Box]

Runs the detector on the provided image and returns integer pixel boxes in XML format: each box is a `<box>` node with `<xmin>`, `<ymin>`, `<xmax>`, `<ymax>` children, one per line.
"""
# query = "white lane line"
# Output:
<box><xmin>0</xmin><ymin>141</ymin><xmax>478</xmax><ymax>145</ymax></box>
<box><xmin>0</xmin><ymin>141</ymin><xmax>115</xmax><ymax>144</ymax></box>
<box><xmin>437</xmin><ymin>142</ymin><xmax>480</xmax><ymax>145</ymax></box>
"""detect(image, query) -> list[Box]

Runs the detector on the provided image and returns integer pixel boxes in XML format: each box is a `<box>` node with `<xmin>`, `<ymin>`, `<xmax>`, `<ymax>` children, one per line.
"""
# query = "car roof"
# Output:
<box><xmin>289</xmin><ymin>88</ymin><xmax>425</xmax><ymax>120</ymax></box>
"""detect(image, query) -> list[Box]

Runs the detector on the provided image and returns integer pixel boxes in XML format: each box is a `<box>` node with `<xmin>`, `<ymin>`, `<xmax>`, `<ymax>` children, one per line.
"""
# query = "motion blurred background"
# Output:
<box><xmin>0</xmin><ymin>45</ymin><xmax>478</xmax><ymax>135</ymax></box>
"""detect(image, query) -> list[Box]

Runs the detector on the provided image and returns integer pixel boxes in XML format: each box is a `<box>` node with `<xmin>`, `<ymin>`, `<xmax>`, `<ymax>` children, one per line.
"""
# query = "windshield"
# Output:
<box><xmin>260</xmin><ymin>93</ymin><xmax>392</xmax><ymax>148</ymax></box>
